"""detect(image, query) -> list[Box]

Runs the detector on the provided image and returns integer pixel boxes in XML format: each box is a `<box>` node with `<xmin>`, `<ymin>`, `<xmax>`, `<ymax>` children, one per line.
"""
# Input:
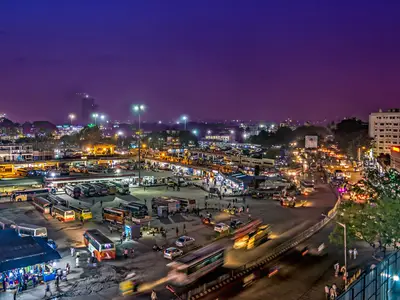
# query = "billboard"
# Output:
<box><xmin>305</xmin><ymin>135</ymin><xmax>318</xmax><ymax>148</ymax></box>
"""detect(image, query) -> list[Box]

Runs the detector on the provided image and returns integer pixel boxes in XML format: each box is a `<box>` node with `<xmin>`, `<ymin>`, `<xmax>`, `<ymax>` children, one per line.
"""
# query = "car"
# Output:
<box><xmin>163</xmin><ymin>247</ymin><xmax>183</xmax><ymax>259</ymax></box>
<box><xmin>175</xmin><ymin>236</ymin><xmax>195</xmax><ymax>247</ymax></box>
<box><xmin>214</xmin><ymin>223</ymin><xmax>230</xmax><ymax>233</ymax></box>
<box><xmin>230</xmin><ymin>219</ymin><xmax>244</xmax><ymax>229</ymax></box>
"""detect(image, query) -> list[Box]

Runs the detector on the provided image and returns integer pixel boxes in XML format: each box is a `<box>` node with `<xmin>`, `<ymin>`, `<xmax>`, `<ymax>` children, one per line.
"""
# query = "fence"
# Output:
<box><xmin>337</xmin><ymin>251</ymin><xmax>400</xmax><ymax>300</ymax></box>
<box><xmin>184</xmin><ymin>197</ymin><xmax>341</xmax><ymax>299</ymax></box>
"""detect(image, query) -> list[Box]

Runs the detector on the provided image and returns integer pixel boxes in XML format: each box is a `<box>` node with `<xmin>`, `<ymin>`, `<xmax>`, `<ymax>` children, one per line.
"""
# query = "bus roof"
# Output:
<box><xmin>85</xmin><ymin>229</ymin><xmax>113</xmax><ymax>245</ymax></box>
<box><xmin>125</xmin><ymin>201</ymin><xmax>147</xmax><ymax>208</ymax></box>
<box><xmin>174</xmin><ymin>243</ymin><xmax>225</xmax><ymax>265</ymax></box>
<box><xmin>103</xmin><ymin>207</ymin><xmax>127</xmax><ymax>213</ymax></box>
<box><xmin>18</xmin><ymin>223</ymin><xmax>46</xmax><ymax>229</ymax></box>
<box><xmin>53</xmin><ymin>205</ymin><xmax>73</xmax><ymax>212</ymax></box>
<box><xmin>0</xmin><ymin>217</ymin><xmax>15</xmax><ymax>225</ymax></box>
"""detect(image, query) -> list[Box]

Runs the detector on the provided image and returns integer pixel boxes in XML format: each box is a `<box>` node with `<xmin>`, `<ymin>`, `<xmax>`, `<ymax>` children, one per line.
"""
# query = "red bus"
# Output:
<box><xmin>83</xmin><ymin>229</ymin><xmax>116</xmax><ymax>261</ymax></box>
<box><xmin>102</xmin><ymin>207</ymin><xmax>127</xmax><ymax>225</ymax></box>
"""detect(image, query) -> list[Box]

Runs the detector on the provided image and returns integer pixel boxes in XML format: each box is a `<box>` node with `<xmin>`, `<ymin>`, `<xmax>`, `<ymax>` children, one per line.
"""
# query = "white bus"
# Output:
<box><xmin>112</xmin><ymin>181</ymin><xmax>130</xmax><ymax>194</ymax></box>
<box><xmin>13</xmin><ymin>223</ymin><xmax>47</xmax><ymax>238</ymax></box>
<box><xmin>167</xmin><ymin>243</ymin><xmax>225</xmax><ymax>285</ymax></box>
<box><xmin>32</xmin><ymin>196</ymin><xmax>52</xmax><ymax>214</ymax></box>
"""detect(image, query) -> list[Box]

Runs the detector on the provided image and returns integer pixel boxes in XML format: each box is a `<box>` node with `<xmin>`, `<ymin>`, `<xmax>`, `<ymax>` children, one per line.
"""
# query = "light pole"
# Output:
<box><xmin>133</xmin><ymin>104</ymin><xmax>145</xmax><ymax>186</ymax></box>
<box><xmin>322</xmin><ymin>213</ymin><xmax>347</xmax><ymax>286</ymax></box>
<box><xmin>68</xmin><ymin>113</ymin><xmax>75</xmax><ymax>125</ymax></box>
<box><xmin>181</xmin><ymin>116</ymin><xmax>188</xmax><ymax>130</ymax></box>
<box><xmin>92</xmin><ymin>113</ymin><xmax>99</xmax><ymax>125</ymax></box>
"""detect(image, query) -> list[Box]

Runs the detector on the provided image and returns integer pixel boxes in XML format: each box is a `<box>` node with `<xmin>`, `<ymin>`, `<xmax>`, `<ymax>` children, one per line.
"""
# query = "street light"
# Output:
<box><xmin>181</xmin><ymin>116</ymin><xmax>188</xmax><ymax>130</ymax></box>
<box><xmin>207</xmin><ymin>130</ymin><xmax>212</xmax><ymax>135</ymax></box>
<box><xmin>100</xmin><ymin>114</ymin><xmax>105</xmax><ymax>121</ymax></box>
<box><xmin>68</xmin><ymin>113</ymin><xmax>75</xmax><ymax>125</ymax></box>
<box><xmin>322</xmin><ymin>213</ymin><xmax>347</xmax><ymax>286</ymax></box>
<box><xmin>133</xmin><ymin>104</ymin><xmax>145</xmax><ymax>186</ymax></box>
<box><xmin>92</xmin><ymin>113</ymin><xmax>99</xmax><ymax>125</ymax></box>
<box><xmin>192</xmin><ymin>129</ymin><xmax>198</xmax><ymax>135</ymax></box>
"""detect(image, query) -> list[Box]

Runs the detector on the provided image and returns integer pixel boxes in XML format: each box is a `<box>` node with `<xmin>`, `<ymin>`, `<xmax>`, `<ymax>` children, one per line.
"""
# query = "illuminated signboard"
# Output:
<box><xmin>393</xmin><ymin>147</ymin><xmax>400</xmax><ymax>153</ymax></box>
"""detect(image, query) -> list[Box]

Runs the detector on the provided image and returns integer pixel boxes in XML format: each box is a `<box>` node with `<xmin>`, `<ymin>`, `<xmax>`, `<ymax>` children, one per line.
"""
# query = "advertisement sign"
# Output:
<box><xmin>305</xmin><ymin>135</ymin><xmax>318</xmax><ymax>148</ymax></box>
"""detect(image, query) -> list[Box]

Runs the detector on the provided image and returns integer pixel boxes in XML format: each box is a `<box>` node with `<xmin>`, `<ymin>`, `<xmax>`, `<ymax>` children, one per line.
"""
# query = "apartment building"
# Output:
<box><xmin>0</xmin><ymin>144</ymin><xmax>33</xmax><ymax>162</ymax></box>
<box><xmin>369</xmin><ymin>109</ymin><xmax>400</xmax><ymax>156</ymax></box>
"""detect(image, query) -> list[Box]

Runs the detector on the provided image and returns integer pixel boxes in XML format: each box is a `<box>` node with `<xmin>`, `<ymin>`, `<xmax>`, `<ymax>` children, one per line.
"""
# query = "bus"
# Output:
<box><xmin>0</xmin><ymin>217</ymin><xmax>15</xmax><ymax>230</ymax></box>
<box><xmin>90</xmin><ymin>183</ymin><xmax>108</xmax><ymax>196</ymax></box>
<box><xmin>300</xmin><ymin>180</ymin><xmax>315</xmax><ymax>194</ymax></box>
<box><xmin>177</xmin><ymin>198</ymin><xmax>196</xmax><ymax>212</ymax></box>
<box><xmin>119</xmin><ymin>202</ymin><xmax>148</xmax><ymax>218</ymax></box>
<box><xmin>79</xmin><ymin>184</ymin><xmax>96</xmax><ymax>197</ymax></box>
<box><xmin>83</xmin><ymin>229</ymin><xmax>116</xmax><ymax>261</ymax></box>
<box><xmin>233</xmin><ymin>222</ymin><xmax>270</xmax><ymax>250</ymax></box>
<box><xmin>113</xmin><ymin>181</ymin><xmax>130</xmax><ymax>194</ymax></box>
<box><xmin>47</xmin><ymin>194</ymin><xmax>68</xmax><ymax>206</ymax></box>
<box><xmin>13</xmin><ymin>224</ymin><xmax>47</xmax><ymax>238</ymax></box>
<box><xmin>104</xmin><ymin>182</ymin><xmax>117</xmax><ymax>195</ymax></box>
<box><xmin>64</xmin><ymin>185</ymin><xmax>81</xmax><ymax>199</ymax></box>
<box><xmin>167</xmin><ymin>243</ymin><xmax>225</xmax><ymax>285</ymax></box>
<box><xmin>52</xmin><ymin>205</ymin><xmax>75</xmax><ymax>222</ymax></box>
<box><xmin>69</xmin><ymin>205</ymin><xmax>93</xmax><ymax>221</ymax></box>
<box><xmin>102</xmin><ymin>207</ymin><xmax>128</xmax><ymax>225</ymax></box>
<box><xmin>32</xmin><ymin>196</ymin><xmax>52</xmax><ymax>214</ymax></box>
<box><xmin>11</xmin><ymin>188</ymin><xmax>49</xmax><ymax>202</ymax></box>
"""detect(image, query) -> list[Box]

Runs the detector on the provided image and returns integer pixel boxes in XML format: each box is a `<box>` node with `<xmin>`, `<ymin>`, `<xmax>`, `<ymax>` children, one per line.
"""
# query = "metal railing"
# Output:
<box><xmin>184</xmin><ymin>197</ymin><xmax>341</xmax><ymax>299</ymax></box>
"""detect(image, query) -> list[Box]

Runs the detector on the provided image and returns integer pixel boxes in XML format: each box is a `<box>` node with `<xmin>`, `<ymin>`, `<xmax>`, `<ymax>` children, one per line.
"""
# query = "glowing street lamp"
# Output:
<box><xmin>68</xmin><ymin>113</ymin><xmax>75</xmax><ymax>125</ymax></box>
<box><xmin>92</xmin><ymin>113</ymin><xmax>99</xmax><ymax>125</ymax></box>
<box><xmin>207</xmin><ymin>130</ymin><xmax>212</xmax><ymax>135</ymax></box>
<box><xmin>192</xmin><ymin>129</ymin><xmax>198</xmax><ymax>135</ymax></box>
<box><xmin>181</xmin><ymin>115</ymin><xmax>188</xmax><ymax>130</ymax></box>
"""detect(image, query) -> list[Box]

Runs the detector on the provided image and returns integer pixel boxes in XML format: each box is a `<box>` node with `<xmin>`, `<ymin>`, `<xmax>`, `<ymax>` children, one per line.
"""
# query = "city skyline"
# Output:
<box><xmin>1</xmin><ymin>1</ymin><xmax>400</xmax><ymax>123</ymax></box>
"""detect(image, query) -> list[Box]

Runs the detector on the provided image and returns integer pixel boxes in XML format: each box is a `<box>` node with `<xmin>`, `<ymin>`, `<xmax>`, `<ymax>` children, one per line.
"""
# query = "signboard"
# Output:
<box><xmin>305</xmin><ymin>135</ymin><xmax>318</xmax><ymax>149</ymax></box>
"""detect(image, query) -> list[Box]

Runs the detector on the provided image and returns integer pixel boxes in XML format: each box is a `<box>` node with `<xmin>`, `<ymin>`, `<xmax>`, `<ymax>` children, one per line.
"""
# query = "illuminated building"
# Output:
<box><xmin>369</xmin><ymin>109</ymin><xmax>400</xmax><ymax>155</ymax></box>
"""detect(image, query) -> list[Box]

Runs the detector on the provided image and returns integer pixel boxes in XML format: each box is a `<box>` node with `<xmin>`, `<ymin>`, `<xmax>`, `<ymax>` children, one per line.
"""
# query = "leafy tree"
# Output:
<box><xmin>178</xmin><ymin>131</ymin><xmax>198</xmax><ymax>147</ymax></box>
<box><xmin>79</xmin><ymin>125</ymin><xmax>102</xmax><ymax>144</ymax></box>
<box><xmin>334</xmin><ymin>118</ymin><xmax>370</xmax><ymax>158</ymax></box>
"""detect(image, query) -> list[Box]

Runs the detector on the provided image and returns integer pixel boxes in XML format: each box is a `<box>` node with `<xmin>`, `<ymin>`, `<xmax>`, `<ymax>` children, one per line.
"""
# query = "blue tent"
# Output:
<box><xmin>0</xmin><ymin>230</ymin><xmax>61</xmax><ymax>273</ymax></box>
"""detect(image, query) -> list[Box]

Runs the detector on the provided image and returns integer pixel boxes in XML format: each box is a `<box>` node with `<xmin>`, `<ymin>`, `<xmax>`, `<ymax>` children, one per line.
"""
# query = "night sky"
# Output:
<box><xmin>1</xmin><ymin>1</ymin><xmax>400</xmax><ymax>124</ymax></box>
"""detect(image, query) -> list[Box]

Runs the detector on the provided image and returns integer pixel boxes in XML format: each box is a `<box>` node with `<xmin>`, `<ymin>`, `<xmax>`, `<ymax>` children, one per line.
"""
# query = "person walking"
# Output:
<box><xmin>13</xmin><ymin>287</ymin><xmax>17</xmax><ymax>300</ymax></box>
<box><xmin>349</xmin><ymin>249</ymin><xmax>353</xmax><ymax>260</ymax></box>
<box><xmin>324</xmin><ymin>285</ymin><xmax>330</xmax><ymax>300</ymax></box>
<box><xmin>353</xmin><ymin>248</ymin><xmax>358</xmax><ymax>259</ymax></box>
<box><xmin>332</xmin><ymin>283</ymin><xmax>337</xmax><ymax>296</ymax></box>
<box><xmin>100</xmin><ymin>200</ymin><xmax>103</xmax><ymax>207</ymax></box>
<box><xmin>151</xmin><ymin>289</ymin><xmax>157</xmax><ymax>300</ymax></box>
<box><xmin>124</xmin><ymin>248</ymin><xmax>128</xmax><ymax>259</ymax></box>
<box><xmin>70</xmin><ymin>247</ymin><xmax>75</xmax><ymax>257</ymax></box>
<box><xmin>44</xmin><ymin>282</ymin><xmax>52</xmax><ymax>297</ymax></box>
<box><xmin>75</xmin><ymin>255</ymin><xmax>80</xmax><ymax>268</ymax></box>
<box><xmin>183</xmin><ymin>223</ymin><xmax>186</xmax><ymax>234</ymax></box>
<box><xmin>176</xmin><ymin>227</ymin><xmax>179</xmax><ymax>237</ymax></box>
<box><xmin>334</xmin><ymin>262</ymin><xmax>340</xmax><ymax>277</ymax></box>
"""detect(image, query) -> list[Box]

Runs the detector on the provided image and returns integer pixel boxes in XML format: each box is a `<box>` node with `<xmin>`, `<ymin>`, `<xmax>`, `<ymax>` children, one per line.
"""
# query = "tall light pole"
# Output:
<box><xmin>68</xmin><ymin>113</ymin><xmax>75</xmax><ymax>125</ymax></box>
<box><xmin>323</xmin><ymin>213</ymin><xmax>347</xmax><ymax>286</ymax></box>
<box><xmin>92</xmin><ymin>113</ymin><xmax>99</xmax><ymax>125</ymax></box>
<box><xmin>133</xmin><ymin>104</ymin><xmax>145</xmax><ymax>186</ymax></box>
<box><xmin>181</xmin><ymin>116</ymin><xmax>188</xmax><ymax>130</ymax></box>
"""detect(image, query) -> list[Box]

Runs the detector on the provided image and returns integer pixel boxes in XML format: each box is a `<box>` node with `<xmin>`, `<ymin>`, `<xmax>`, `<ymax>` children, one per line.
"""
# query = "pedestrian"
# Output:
<box><xmin>353</xmin><ymin>248</ymin><xmax>358</xmax><ymax>259</ymax></box>
<box><xmin>2</xmin><ymin>277</ymin><xmax>6</xmax><ymax>292</ymax></box>
<box><xmin>334</xmin><ymin>262</ymin><xmax>339</xmax><ymax>277</ymax></box>
<box><xmin>100</xmin><ymin>200</ymin><xmax>103</xmax><ymax>207</ymax></box>
<box><xmin>13</xmin><ymin>287</ymin><xmax>17</xmax><ymax>300</ymax></box>
<box><xmin>120</xmin><ymin>235</ymin><xmax>123</xmax><ymax>244</ymax></box>
<box><xmin>66</xmin><ymin>263</ymin><xmax>70</xmax><ymax>274</ymax></box>
<box><xmin>332</xmin><ymin>283</ymin><xmax>337</xmax><ymax>296</ymax></box>
<box><xmin>349</xmin><ymin>249</ymin><xmax>353</xmax><ymax>259</ymax></box>
<box><xmin>44</xmin><ymin>282</ymin><xmax>52</xmax><ymax>297</ymax></box>
<box><xmin>324</xmin><ymin>285</ymin><xmax>330</xmax><ymax>300</ymax></box>
<box><xmin>70</xmin><ymin>247</ymin><xmax>75</xmax><ymax>257</ymax></box>
<box><xmin>80</xmin><ymin>216</ymin><xmax>84</xmax><ymax>225</ymax></box>
<box><xmin>183</xmin><ymin>223</ymin><xmax>186</xmax><ymax>234</ymax></box>
<box><xmin>124</xmin><ymin>248</ymin><xmax>128</xmax><ymax>259</ymax></box>
<box><xmin>151</xmin><ymin>289</ymin><xmax>157</xmax><ymax>300</ymax></box>
<box><xmin>75</xmin><ymin>256</ymin><xmax>80</xmax><ymax>268</ymax></box>
<box><xmin>131</xmin><ymin>248</ymin><xmax>135</xmax><ymax>257</ymax></box>
<box><xmin>55</xmin><ymin>275</ymin><xmax>60</xmax><ymax>288</ymax></box>
<box><xmin>176</xmin><ymin>227</ymin><xmax>179</xmax><ymax>237</ymax></box>
<box><xmin>92</xmin><ymin>198</ymin><xmax>95</xmax><ymax>205</ymax></box>
<box><xmin>329</xmin><ymin>286</ymin><xmax>336</xmax><ymax>299</ymax></box>
<box><xmin>145</xmin><ymin>199</ymin><xmax>147</xmax><ymax>205</ymax></box>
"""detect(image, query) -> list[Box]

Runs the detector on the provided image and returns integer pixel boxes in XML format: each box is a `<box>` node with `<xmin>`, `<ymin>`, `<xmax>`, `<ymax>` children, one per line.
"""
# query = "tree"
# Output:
<box><xmin>178</xmin><ymin>131</ymin><xmax>198</xmax><ymax>147</ymax></box>
<box><xmin>79</xmin><ymin>125</ymin><xmax>102</xmax><ymax>144</ymax></box>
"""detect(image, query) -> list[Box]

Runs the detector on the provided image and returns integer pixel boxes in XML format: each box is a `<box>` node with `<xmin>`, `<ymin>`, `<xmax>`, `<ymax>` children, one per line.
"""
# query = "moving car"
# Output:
<box><xmin>175</xmin><ymin>236</ymin><xmax>195</xmax><ymax>247</ymax></box>
<box><xmin>164</xmin><ymin>247</ymin><xmax>183</xmax><ymax>260</ymax></box>
<box><xmin>214</xmin><ymin>223</ymin><xmax>230</xmax><ymax>233</ymax></box>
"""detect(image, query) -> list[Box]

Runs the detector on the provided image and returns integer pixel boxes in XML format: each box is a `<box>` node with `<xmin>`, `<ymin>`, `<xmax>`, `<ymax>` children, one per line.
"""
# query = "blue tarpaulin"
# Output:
<box><xmin>0</xmin><ymin>230</ymin><xmax>61</xmax><ymax>273</ymax></box>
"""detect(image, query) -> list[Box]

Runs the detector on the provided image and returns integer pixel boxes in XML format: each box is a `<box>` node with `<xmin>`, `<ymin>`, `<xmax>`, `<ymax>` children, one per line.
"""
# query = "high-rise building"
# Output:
<box><xmin>81</xmin><ymin>94</ymin><xmax>98</xmax><ymax>124</ymax></box>
<box><xmin>369</xmin><ymin>108</ymin><xmax>400</xmax><ymax>156</ymax></box>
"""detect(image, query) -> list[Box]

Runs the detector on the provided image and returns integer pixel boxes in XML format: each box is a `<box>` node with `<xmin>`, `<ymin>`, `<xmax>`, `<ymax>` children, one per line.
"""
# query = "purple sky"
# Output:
<box><xmin>1</xmin><ymin>1</ymin><xmax>400</xmax><ymax>124</ymax></box>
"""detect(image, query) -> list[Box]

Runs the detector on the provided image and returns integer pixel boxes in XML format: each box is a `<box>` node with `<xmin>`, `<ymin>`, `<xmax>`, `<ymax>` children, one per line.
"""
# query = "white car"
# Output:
<box><xmin>164</xmin><ymin>247</ymin><xmax>183</xmax><ymax>260</ymax></box>
<box><xmin>175</xmin><ymin>236</ymin><xmax>195</xmax><ymax>247</ymax></box>
<box><xmin>214</xmin><ymin>223</ymin><xmax>230</xmax><ymax>233</ymax></box>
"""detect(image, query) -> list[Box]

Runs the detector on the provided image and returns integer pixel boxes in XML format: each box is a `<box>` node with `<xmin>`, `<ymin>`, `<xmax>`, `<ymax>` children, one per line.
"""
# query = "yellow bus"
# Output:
<box><xmin>69</xmin><ymin>205</ymin><xmax>93</xmax><ymax>221</ymax></box>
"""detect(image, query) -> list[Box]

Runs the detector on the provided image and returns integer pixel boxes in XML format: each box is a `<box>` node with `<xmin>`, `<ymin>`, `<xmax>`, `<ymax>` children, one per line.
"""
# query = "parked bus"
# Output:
<box><xmin>32</xmin><ymin>196</ymin><xmax>52</xmax><ymax>214</ymax></box>
<box><xmin>167</xmin><ymin>243</ymin><xmax>225</xmax><ymax>285</ymax></box>
<box><xmin>83</xmin><ymin>229</ymin><xmax>116</xmax><ymax>261</ymax></box>
<box><xmin>90</xmin><ymin>183</ymin><xmax>108</xmax><ymax>196</ymax></box>
<box><xmin>104</xmin><ymin>182</ymin><xmax>117</xmax><ymax>195</ymax></box>
<box><xmin>119</xmin><ymin>202</ymin><xmax>148</xmax><ymax>218</ymax></box>
<box><xmin>102</xmin><ymin>207</ymin><xmax>128</xmax><ymax>225</ymax></box>
<box><xmin>177</xmin><ymin>198</ymin><xmax>196</xmax><ymax>212</ymax></box>
<box><xmin>11</xmin><ymin>188</ymin><xmax>49</xmax><ymax>202</ymax></box>
<box><xmin>0</xmin><ymin>217</ymin><xmax>15</xmax><ymax>230</ymax></box>
<box><xmin>112</xmin><ymin>181</ymin><xmax>130</xmax><ymax>194</ymax></box>
<box><xmin>79</xmin><ymin>184</ymin><xmax>96</xmax><ymax>197</ymax></box>
<box><xmin>47</xmin><ymin>194</ymin><xmax>68</xmax><ymax>206</ymax></box>
<box><xmin>52</xmin><ymin>205</ymin><xmax>75</xmax><ymax>222</ymax></box>
<box><xmin>64</xmin><ymin>185</ymin><xmax>81</xmax><ymax>199</ymax></box>
<box><xmin>69</xmin><ymin>205</ymin><xmax>93</xmax><ymax>221</ymax></box>
<box><xmin>13</xmin><ymin>223</ymin><xmax>47</xmax><ymax>238</ymax></box>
